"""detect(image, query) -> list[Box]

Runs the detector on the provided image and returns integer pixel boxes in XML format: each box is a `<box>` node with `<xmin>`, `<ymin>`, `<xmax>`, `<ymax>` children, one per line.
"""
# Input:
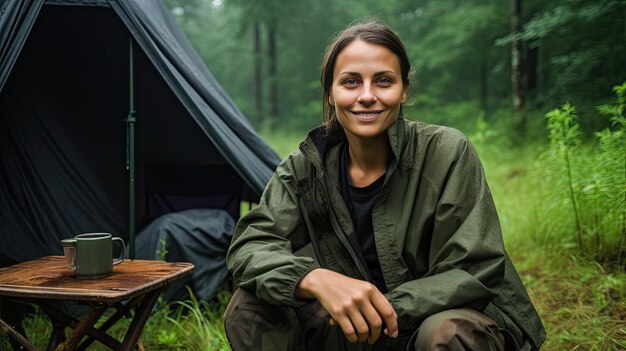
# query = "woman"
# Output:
<box><xmin>224</xmin><ymin>19</ymin><xmax>545</xmax><ymax>351</ymax></box>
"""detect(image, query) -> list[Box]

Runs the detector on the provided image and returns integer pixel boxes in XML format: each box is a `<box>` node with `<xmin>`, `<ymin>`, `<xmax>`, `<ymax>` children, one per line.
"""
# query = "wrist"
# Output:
<box><xmin>295</xmin><ymin>267</ymin><xmax>325</xmax><ymax>299</ymax></box>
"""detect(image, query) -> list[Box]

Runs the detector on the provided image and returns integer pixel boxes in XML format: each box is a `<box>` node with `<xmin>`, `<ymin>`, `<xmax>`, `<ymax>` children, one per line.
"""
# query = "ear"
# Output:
<box><xmin>328</xmin><ymin>93</ymin><xmax>334</xmax><ymax>106</ymax></box>
<box><xmin>401</xmin><ymin>87</ymin><xmax>407</xmax><ymax>104</ymax></box>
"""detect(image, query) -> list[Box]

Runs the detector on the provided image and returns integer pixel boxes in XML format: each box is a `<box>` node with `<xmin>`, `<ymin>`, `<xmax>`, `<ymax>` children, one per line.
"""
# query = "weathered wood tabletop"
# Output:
<box><xmin>0</xmin><ymin>256</ymin><xmax>194</xmax><ymax>304</ymax></box>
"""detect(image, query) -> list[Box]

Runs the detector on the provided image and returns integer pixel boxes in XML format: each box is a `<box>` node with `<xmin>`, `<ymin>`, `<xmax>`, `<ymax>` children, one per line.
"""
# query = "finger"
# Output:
<box><xmin>360</xmin><ymin>304</ymin><xmax>383</xmax><ymax>344</ymax></box>
<box><xmin>347</xmin><ymin>310</ymin><xmax>370</xmax><ymax>343</ymax></box>
<box><xmin>334</xmin><ymin>315</ymin><xmax>359</xmax><ymax>343</ymax></box>
<box><xmin>371</xmin><ymin>294</ymin><xmax>398</xmax><ymax>338</ymax></box>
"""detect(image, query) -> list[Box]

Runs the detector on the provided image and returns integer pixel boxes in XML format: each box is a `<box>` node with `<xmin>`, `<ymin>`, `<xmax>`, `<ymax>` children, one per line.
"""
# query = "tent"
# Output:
<box><xmin>0</xmin><ymin>0</ymin><xmax>281</xmax><ymax>287</ymax></box>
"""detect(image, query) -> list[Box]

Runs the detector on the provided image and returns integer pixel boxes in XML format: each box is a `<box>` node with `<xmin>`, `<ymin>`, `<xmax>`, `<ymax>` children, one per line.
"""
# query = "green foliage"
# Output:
<box><xmin>478</xmin><ymin>122</ymin><xmax>626</xmax><ymax>349</ymax></box>
<box><xmin>508</xmin><ymin>249</ymin><xmax>626</xmax><ymax>350</ymax></box>
<box><xmin>259</xmin><ymin>129</ymin><xmax>305</xmax><ymax>158</ymax></box>
<box><xmin>496</xmin><ymin>0</ymin><xmax>626</xmax><ymax>105</ymax></box>
<box><xmin>516</xmin><ymin>84</ymin><xmax>626</xmax><ymax>269</ymax></box>
<box><xmin>0</xmin><ymin>307</ymin><xmax>51</xmax><ymax>350</ymax></box>
<box><xmin>545</xmin><ymin>103</ymin><xmax>584</xmax><ymax>248</ymax></box>
<box><xmin>594</xmin><ymin>82</ymin><xmax>626</xmax><ymax>266</ymax></box>
<box><xmin>497</xmin><ymin>0</ymin><xmax>622</xmax><ymax>44</ymax></box>
<box><xmin>157</xmin><ymin>235</ymin><xmax>169</xmax><ymax>261</ymax></box>
<box><xmin>546</xmin><ymin>103</ymin><xmax>581</xmax><ymax>152</ymax></box>
<box><xmin>161</xmin><ymin>0</ymin><xmax>625</xmax><ymax>136</ymax></box>
<box><xmin>165</xmin><ymin>289</ymin><xmax>231</xmax><ymax>350</ymax></box>
<box><xmin>407</xmin><ymin>100</ymin><xmax>484</xmax><ymax>133</ymax></box>
<box><xmin>402</xmin><ymin>1</ymin><xmax>510</xmax><ymax>107</ymax></box>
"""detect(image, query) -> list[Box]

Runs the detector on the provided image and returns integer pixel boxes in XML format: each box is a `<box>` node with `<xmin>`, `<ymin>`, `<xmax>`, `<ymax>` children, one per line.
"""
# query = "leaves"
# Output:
<box><xmin>541</xmin><ymin>83</ymin><xmax>626</xmax><ymax>267</ymax></box>
<box><xmin>546</xmin><ymin>103</ymin><xmax>581</xmax><ymax>152</ymax></box>
<box><xmin>496</xmin><ymin>0</ymin><xmax>622</xmax><ymax>44</ymax></box>
<box><xmin>161</xmin><ymin>0</ymin><xmax>625</xmax><ymax>130</ymax></box>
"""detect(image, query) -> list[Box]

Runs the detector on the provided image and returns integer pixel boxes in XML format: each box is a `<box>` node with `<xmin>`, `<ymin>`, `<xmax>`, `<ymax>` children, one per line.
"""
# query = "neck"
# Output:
<box><xmin>345</xmin><ymin>134</ymin><xmax>390</xmax><ymax>187</ymax></box>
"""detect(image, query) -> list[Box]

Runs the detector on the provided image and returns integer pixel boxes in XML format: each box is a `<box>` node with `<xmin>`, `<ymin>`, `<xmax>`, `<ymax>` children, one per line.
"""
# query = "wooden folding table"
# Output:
<box><xmin>0</xmin><ymin>256</ymin><xmax>193</xmax><ymax>351</ymax></box>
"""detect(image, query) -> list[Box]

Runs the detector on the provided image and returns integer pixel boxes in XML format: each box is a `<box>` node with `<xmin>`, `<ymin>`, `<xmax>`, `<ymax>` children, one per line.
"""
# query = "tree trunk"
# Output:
<box><xmin>267</xmin><ymin>24</ymin><xmax>278</xmax><ymax>123</ymax></box>
<box><xmin>253</xmin><ymin>22</ymin><xmax>262</xmax><ymax>129</ymax></box>
<box><xmin>511</xmin><ymin>0</ymin><xmax>525</xmax><ymax>128</ymax></box>
<box><xmin>526</xmin><ymin>45</ymin><xmax>539</xmax><ymax>94</ymax></box>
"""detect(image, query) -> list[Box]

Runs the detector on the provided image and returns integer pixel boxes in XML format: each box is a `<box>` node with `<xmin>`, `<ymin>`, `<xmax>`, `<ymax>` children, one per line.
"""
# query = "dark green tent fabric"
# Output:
<box><xmin>0</xmin><ymin>0</ymin><xmax>280</xmax><ymax>266</ymax></box>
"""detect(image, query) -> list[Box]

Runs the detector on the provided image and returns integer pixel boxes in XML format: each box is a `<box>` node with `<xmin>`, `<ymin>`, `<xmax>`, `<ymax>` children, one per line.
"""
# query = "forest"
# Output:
<box><xmin>7</xmin><ymin>0</ymin><xmax>625</xmax><ymax>350</ymax></box>
<box><xmin>161</xmin><ymin>1</ymin><xmax>626</xmax><ymax>349</ymax></box>
<box><xmin>160</xmin><ymin>0</ymin><xmax>626</xmax><ymax>349</ymax></box>
<box><xmin>164</xmin><ymin>0</ymin><xmax>625</xmax><ymax>137</ymax></box>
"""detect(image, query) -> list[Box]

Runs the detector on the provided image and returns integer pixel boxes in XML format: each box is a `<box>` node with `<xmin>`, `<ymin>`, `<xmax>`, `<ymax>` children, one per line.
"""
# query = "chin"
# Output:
<box><xmin>345</xmin><ymin>125</ymin><xmax>388</xmax><ymax>139</ymax></box>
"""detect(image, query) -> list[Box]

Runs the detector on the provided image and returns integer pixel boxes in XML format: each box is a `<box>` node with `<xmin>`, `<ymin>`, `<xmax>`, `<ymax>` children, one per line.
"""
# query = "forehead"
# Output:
<box><xmin>334</xmin><ymin>39</ymin><xmax>401</xmax><ymax>76</ymax></box>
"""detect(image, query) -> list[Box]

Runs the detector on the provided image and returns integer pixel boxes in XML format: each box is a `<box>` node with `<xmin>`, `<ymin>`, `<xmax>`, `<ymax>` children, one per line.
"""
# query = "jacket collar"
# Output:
<box><xmin>300</xmin><ymin>117</ymin><xmax>406</xmax><ymax>170</ymax></box>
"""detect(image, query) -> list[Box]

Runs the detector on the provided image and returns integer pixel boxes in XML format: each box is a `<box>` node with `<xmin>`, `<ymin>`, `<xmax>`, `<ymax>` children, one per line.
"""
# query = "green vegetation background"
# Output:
<box><xmin>4</xmin><ymin>0</ymin><xmax>625</xmax><ymax>350</ymax></box>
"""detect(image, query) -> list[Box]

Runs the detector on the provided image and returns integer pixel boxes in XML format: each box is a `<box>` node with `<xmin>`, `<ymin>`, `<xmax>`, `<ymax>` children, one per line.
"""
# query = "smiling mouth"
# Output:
<box><xmin>351</xmin><ymin>110</ymin><xmax>383</xmax><ymax>122</ymax></box>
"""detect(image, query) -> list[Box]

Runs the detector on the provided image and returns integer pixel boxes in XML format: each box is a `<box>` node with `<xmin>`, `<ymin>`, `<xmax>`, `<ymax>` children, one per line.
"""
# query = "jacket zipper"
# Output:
<box><xmin>317</xmin><ymin>176</ymin><xmax>373</xmax><ymax>282</ymax></box>
<box><xmin>301</xmin><ymin>144</ymin><xmax>373</xmax><ymax>282</ymax></box>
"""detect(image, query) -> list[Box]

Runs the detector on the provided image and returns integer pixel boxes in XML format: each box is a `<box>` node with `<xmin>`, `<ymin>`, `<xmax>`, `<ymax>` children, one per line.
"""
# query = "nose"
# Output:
<box><xmin>357</xmin><ymin>84</ymin><xmax>377</xmax><ymax>105</ymax></box>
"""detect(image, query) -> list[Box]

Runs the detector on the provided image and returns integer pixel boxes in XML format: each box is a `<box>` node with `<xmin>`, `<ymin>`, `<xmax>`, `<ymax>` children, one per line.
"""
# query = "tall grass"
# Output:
<box><xmin>475</xmin><ymin>83</ymin><xmax>626</xmax><ymax>350</ymax></box>
<box><xmin>536</xmin><ymin>83</ymin><xmax>625</xmax><ymax>268</ymax></box>
<box><xmin>162</xmin><ymin>290</ymin><xmax>231</xmax><ymax>350</ymax></box>
<box><xmin>2</xmin><ymin>291</ymin><xmax>232</xmax><ymax>350</ymax></box>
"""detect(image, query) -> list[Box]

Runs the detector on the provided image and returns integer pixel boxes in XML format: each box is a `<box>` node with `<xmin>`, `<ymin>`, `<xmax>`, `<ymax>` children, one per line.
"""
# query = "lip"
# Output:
<box><xmin>351</xmin><ymin>110</ymin><xmax>383</xmax><ymax>122</ymax></box>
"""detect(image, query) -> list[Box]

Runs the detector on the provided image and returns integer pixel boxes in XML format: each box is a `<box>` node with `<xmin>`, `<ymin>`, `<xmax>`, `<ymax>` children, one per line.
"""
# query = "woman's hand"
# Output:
<box><xmin>296</xmin><ymin>268</ymin><xmax>398</xmax><ymax>344</ymax></box>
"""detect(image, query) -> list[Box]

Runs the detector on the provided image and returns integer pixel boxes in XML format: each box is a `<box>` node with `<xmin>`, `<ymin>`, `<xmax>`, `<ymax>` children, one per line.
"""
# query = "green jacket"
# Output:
<box><xmin>227</xmin><ymin>119</ymin><xmax>545</xmax><ymax>350</ymax></box>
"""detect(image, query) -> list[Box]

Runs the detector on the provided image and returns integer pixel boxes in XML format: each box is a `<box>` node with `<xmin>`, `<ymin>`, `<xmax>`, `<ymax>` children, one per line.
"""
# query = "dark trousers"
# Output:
<box><xmin>224</xmin><ymin>288</ymin><xmax>506</xmax><ymax>351</ymax></box>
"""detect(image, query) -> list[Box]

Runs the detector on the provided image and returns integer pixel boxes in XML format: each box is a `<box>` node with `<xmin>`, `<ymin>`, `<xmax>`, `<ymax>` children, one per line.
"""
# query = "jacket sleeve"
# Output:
<box><xmin>226</xmin><ymin>155</ymin><xmax>320</xmax><ymax>307</ymax></box>
<box><xmin>387</xmin><ymin>129</ymin><xmax>505</xmax><ymax>330</ymax></box>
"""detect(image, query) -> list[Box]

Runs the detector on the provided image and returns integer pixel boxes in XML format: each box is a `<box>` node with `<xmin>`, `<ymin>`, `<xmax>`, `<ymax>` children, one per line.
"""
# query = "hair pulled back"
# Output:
<box><xmin>320</xmin><ymin>19</ymin><xmax>411</xmax><ymax>130</ymax></box>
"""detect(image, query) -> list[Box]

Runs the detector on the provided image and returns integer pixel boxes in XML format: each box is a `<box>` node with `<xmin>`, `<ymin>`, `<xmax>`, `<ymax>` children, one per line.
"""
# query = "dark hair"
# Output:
<box><xmin>320</xmin><ymin>19</ymin><xmax>411</xmax><ymax>130</ymax></box>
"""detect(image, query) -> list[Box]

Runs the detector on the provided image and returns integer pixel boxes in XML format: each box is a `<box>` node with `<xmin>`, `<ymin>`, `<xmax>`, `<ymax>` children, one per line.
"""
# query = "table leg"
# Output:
<box><xmin>39</xmin><ymin>302</ymin><xmax>117</xmax><ymax>351</ymax></box>
<box><xmin>75</xmin><ymin>298</ymin><xmax>142</xmax><ymax>351</ymax></box>
<box><xmin>0</xmin><ymin>318</ymin><xmax>36</xmax><ymax>351</ymax></box>
<box><xmin>119</xmin><ymin>287</ymin><xmax>164</xmax><ymax>351</ymax></box>
<box><xmin>0</xmin><ymin>297</ymin><xmax>34</xmax><ymax>350</ymax></box>
<box><xmin>45</xmin><ymin>315</ymin><xmax>66</xmax><ymax>351</ymax></box>
<box><xmin>55</xmin><ymin>304</ymin><xmax>106</xmax><ymax>351</ymax></box>
<box><xmin>40</xmin><ymin>295</ymin><xmax>153</xmax><ymax>351</ymax></box>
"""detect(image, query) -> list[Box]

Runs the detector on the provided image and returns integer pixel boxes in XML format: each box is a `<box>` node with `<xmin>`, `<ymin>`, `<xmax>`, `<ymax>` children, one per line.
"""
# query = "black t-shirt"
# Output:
<box><xmin>340</xmin><ymin>144</ymin><xmax>387</xmax><ymax>293</ymax></box>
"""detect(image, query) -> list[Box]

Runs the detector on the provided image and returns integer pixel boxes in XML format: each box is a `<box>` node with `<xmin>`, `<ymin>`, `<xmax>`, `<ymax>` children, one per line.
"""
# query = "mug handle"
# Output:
<box><xmin>61</xmin><ymin>238</ymin><xmax>77</xmax><ymax>271</ymax></box>
<box><xmin>112</xmin><ymin>237</ymin><xmax>126</xmax><ymax>266</ymax></box>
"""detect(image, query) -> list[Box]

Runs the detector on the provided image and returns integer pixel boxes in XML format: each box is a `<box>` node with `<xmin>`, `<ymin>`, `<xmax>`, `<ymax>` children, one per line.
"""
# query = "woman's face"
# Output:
<box><xmin>329</xmin><ymin>39</ymin><xmax>407</xmax><ymax>141</ymax></box>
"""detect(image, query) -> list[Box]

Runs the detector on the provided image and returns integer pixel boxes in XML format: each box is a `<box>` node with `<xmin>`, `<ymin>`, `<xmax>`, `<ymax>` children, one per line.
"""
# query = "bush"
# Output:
<box><xmin>531</xmin><ymin>83</ymin><xmax>625</xmax><ymax>269</ymax></box>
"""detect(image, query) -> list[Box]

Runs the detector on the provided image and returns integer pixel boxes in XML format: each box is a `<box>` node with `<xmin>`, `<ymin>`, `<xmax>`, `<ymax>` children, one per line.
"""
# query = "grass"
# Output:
<box><xmin>510</xmin><ymin>249</ymin><xmax>626</xmax><ymax>350</ymax></box>
<box><xmin>2</xmin><ymin>291</ymin><xmax>232</xmax><ymax>350</ymax></box>
<box><xmin>3</xmin><ymin>125</ymin><xmax>625</xmax><ymax>350</ymax></box>
<box><xmin>475</xmin><ymin>136</ymin><xmax>626</xmax><ymax>351</ymax></box>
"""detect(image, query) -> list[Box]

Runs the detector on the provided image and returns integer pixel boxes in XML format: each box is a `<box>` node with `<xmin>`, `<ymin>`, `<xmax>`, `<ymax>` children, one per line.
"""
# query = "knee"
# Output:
<box><xmin>224</xmin><ymin>288</ymin><xmax>297</xmax><ymax>330</ymax></box>
<box><xmin>414</xmin><ymin>309</ymin><xmax>505</xmax><ymax>351</ymax></box>
<box><xmin>223</xmin><ymin>288</ymin><xmax>303</xmax><ymax>351</ymax></box>
<box><xmin>416</xmin><ymin>310</ymin><xmax>459</xmax><ymax>350</ymax></box>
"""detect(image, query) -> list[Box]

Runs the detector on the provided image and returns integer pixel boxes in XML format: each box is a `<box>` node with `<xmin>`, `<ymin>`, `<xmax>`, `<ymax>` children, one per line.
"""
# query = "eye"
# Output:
<box><xmin>342</xmin><ymin>78</ymin><xmax>360</xmax><ymax>88</ymax></box>
<box><xmin>375</xmin><ymin>76</ymin><xmax>393</xmax><ymax>86</ymax></box>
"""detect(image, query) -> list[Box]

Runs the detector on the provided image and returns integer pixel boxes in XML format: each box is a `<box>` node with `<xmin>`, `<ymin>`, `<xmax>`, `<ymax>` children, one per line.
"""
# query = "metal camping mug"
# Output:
<box><xmin>61</xmin><ymin>233</ymin><xmax>125</xmax><ymax>279</ymax></box>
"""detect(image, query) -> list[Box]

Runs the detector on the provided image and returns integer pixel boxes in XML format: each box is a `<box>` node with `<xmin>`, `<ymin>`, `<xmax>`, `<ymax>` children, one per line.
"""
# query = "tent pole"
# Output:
<box><xmin>126</xmin><ymin>38</ymin><xmax>137</xmax><ymax>259</ymax></box>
